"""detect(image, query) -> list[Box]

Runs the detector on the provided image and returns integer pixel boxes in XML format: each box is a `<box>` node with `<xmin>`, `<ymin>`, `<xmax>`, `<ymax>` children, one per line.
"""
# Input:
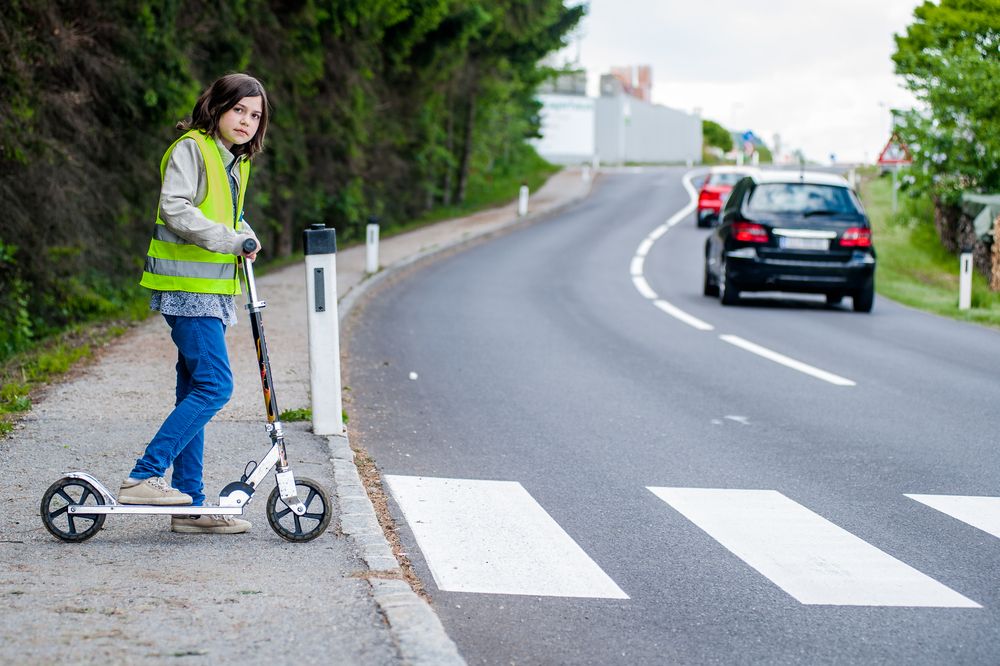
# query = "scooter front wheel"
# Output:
<box><xmin>266</xmin><ymin>476</ymin><xmax>331</xmax><ymax>542</ymax></box>
<box><xmin>40</xmin><ymin>477</ymin><xmax>107</xmax><ymax>542</ymax></box>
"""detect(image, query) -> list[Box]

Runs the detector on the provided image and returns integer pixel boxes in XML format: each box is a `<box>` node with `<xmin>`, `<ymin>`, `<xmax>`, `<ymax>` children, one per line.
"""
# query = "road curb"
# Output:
<box><xmin>328</xmin><ymin>170</ymin><xmax>597</xmax><ymax>664</ymax></box>
<box><xmin>328</xmin><ymin>434</ymin><xmax>464</xmax><ymax>664</ymax></box>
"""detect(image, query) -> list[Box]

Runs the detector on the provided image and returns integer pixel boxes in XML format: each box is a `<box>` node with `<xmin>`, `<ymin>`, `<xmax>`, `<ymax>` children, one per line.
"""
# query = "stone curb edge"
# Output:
<box><xmin>326</xmin><ymin>171</ymin><xmax>597</xmax><ymax>665</ymax></box>
<box><xmin>328</xmin><ymin>433</ymin><xmax>464</xmax><ymax>665</ymax></box>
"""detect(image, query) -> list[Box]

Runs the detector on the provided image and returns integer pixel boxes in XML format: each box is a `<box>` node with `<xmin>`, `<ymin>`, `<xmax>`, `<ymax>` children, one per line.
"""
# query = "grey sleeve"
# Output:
<box><xmin>159</xmin><ymin>139</ymin><xmax>254</xmax><ymax>255</ymax></box>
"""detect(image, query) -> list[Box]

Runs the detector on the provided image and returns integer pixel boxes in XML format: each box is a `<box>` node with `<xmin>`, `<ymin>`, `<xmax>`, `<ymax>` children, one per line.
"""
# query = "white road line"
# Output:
<box><xmin>648</xmin><ymin>224</ymin><xmax>670</xmax><ymax>241</ymax></box>
<box><xmin>627</xmin><ymin>170</ymin><xmax>706</xmax><ymax>330</ymax></box>
<box><xmin>385</xmin><ymin>475</ymin><xmax>629</xmax><ymax>599</ymax></box>
<box><xmin>648</xmin><ymin>487</ymin><xmax>981</xmax><ymax>607</ymax></box>
<box><xmin>632</xmin><ymin>276</ymin><xmax>657</xmax><ymax>300</ymax></box>
<box><xmin>653</xmin><ymin>300</ymin><xmax>713</xmax><ymax>331</ymax></box>
<box><xmin>719</xmin><ymin>334</ymin><xmax>856</xmax><ymax>386</ymax></box>
<box><xmin>906</xmin><ymin>494</ymin><xmax>1000</xmax><ymax>540</ymax></box>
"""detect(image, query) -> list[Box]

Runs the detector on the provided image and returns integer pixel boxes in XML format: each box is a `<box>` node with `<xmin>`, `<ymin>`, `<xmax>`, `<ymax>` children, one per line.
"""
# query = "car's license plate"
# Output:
<box><xmin>780</xmin><ymin>237</ymin><xmax>829</xmax><ymax>250</ymax></box>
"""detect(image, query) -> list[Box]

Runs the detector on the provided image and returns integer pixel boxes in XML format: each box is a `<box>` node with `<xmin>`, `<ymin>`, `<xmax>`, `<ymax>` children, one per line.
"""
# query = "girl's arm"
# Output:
<box><xmin>159</xmin><ymin>139</ymin><xmax>256</xmax><ymax>256</ymax></box>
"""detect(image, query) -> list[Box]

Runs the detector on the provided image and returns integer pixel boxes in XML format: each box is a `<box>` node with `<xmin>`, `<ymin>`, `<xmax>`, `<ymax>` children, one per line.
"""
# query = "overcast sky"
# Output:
<box><xmin>556</xmin><ymin>0</ymin><xmax>923</xmax><ymax>163</ymax></box>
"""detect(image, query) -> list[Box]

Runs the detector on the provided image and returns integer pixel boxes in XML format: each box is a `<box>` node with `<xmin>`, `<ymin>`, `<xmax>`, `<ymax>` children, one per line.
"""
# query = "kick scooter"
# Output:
<box><xmin>40</xmin><ymin>239</ymin><xmax>332</xmax><ymax>543</ymax></box>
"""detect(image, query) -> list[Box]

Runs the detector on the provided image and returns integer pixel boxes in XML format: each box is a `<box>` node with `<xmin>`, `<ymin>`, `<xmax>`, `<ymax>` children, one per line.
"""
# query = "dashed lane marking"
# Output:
<box><xmin>719</xmin><ymin>334</ymin><xmax>856</xmax><ymax>386</ymax></box>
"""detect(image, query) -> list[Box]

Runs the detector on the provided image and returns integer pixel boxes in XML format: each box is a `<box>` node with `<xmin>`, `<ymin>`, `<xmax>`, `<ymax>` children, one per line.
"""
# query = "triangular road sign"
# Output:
<box><xmin>877</xmin><ymin>133</ymin><xmax>913</xmax><ymax>165</ymax></box>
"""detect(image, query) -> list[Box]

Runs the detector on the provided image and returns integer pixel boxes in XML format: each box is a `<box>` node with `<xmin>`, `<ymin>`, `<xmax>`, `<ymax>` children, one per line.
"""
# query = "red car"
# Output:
<box><xmin>697</xmin><ymin>167</ymin><xmax>755</xmax><ymax>227</ymax></box>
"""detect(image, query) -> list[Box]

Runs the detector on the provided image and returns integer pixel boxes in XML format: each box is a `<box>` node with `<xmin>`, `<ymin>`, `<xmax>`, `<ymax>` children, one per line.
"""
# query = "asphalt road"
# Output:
<box><xmin>344</xmin><ymin>167</ymin><xmax>1000</xmax><ymax>665</ymax></box>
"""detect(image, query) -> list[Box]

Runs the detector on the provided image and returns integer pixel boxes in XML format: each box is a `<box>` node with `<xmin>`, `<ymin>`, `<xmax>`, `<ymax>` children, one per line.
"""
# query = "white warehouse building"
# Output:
<box><xmin>531</xmin><ymin>72</ymin><xmax>702</xmax><ymax>166</ymax></box>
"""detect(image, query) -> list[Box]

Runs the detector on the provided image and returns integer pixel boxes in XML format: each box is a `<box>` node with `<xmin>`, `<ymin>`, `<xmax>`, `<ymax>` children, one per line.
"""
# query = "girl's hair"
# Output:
<box><xmin>177</xmin><ymin>73</ymin><xmax>269</xmax><ymax>159</ymax></box>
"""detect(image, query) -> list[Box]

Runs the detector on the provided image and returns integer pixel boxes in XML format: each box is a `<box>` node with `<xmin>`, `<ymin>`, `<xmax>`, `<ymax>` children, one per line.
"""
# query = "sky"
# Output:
<box><xmin>554</xmin><ymin>0</ymin><xmax>924</xmax><ymax>163</ymax></box>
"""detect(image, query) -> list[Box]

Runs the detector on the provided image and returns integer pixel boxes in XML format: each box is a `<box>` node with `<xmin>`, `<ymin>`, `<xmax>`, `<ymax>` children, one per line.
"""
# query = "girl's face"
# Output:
<box><xmin>217</xmin><ymin>96</ymin><xmax>263</xmax><ymax>150</ymax></box>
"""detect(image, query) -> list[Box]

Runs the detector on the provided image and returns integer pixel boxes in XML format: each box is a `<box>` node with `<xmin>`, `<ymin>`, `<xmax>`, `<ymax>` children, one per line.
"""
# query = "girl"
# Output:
<box><xmin>118</xmin><ymin>73</ymin><xmax>268</xmax><ymax>535</ymax></box>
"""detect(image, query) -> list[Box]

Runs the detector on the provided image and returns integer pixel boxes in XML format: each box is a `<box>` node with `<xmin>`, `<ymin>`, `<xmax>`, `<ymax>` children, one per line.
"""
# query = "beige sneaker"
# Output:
<box><xmin>171</xmin><ymin>514</ymin><xmax>251</xmax><ymax>534</ymax></box>
<box><xmin>118</xmin><ymin>477</ymin><xmax>193</xmax><ymax>505</ymax></box>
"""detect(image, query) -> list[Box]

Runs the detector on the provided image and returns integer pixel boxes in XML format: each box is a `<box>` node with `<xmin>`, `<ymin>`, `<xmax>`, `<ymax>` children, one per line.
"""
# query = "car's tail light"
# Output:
<box><xmin>732</xmin><ymin>222</ymin><xmax>769</xmax><ymax>243</ymax></box>
<box><xmin>840</xmin><ymin>227</ymin><xmax>872</xmax><ymax>247</ymax></box>
<box><xmin>699</xmin><ymin>190</ymin><xmax>721</xmax><ymax>202</ymax></box>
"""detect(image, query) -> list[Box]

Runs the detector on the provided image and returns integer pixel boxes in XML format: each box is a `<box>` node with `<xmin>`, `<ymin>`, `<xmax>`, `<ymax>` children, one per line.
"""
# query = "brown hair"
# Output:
<box><xmin>177</xmin><ymin>73</ymin><xmax>270</xmax><ymax>159</ymax></box>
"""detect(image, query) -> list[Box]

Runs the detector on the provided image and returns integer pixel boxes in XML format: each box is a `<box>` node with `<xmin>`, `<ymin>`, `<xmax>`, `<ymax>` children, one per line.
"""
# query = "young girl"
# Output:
<box><xmin>119</xmin><ymin>73</ymin><xmax>268</xmax><ymax>535</ymax></box>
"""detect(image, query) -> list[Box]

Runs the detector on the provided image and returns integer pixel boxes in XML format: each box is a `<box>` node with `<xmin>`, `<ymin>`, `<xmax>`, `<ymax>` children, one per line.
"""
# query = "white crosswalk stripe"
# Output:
<box><xmin>385</xmin><ymin>475</ymin><xmax>991</xmax><ymax>607</ymax></box>
<box><xmin>906</xmin><ymin>494</ymin><xmax>1000</xmax><ymax>540</ymax></box>
<box><xmin>648</xmin><ymin>487</ymin><xmax>980</xmax><ymax>607</ymax></box>
<box><xmin>385</xmin><ymin>475</ymin><xmax>629</xmax><ymax>598</ymax></box>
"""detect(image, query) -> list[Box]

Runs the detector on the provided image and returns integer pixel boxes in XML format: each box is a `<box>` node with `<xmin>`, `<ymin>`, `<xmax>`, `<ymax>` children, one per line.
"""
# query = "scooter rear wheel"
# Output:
<box><xmin>266</xmin><ymin>476</ymin><xmax>331</xmax><ymax>542</ymax></box>
<box><xmin>40</xmin><ymin>477</ymin><xmax>107</xmax><ymax>542</ymax></box>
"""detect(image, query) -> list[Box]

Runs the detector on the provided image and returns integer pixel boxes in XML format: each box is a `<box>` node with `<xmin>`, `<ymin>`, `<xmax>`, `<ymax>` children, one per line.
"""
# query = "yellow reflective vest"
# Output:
<box><xmin>139</xmin><ymin>130</ymin><xmax>250</xmax><ymax>295</ymax></box>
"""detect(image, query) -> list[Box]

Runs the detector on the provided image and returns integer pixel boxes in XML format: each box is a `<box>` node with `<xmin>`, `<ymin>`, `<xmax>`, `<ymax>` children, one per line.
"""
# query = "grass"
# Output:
<box><xmin>278</xmin><ymin>408</ymin><xmax>311</xmax><ymax>422</ymax></box>
<box><xmin>0</xmin><ymin>322</ymin><xmax>131</xmax><ymax>436</ymax></box>
<box><xmin>859</xmin><ymin>172</ymin><xmax>1000</xmax><ymax>328</ymax></box>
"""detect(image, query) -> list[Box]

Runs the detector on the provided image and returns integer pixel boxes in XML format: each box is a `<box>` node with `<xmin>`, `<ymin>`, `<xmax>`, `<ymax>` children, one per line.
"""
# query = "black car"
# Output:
<box><xmin>703</xmin><ymin>170</ymin><xmax>876</xmax><ymax>312</ymax></box>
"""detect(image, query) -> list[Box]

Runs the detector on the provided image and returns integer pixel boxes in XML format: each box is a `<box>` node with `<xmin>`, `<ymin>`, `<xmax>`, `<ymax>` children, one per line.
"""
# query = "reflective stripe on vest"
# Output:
<box><xmin>139</xmin><ymin>130</ymin><xmax>251</xmax><ymax>295</ymax></box>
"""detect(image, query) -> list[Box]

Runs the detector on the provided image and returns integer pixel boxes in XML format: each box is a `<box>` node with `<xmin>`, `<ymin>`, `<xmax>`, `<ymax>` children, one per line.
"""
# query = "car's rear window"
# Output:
<box><xmin>708</xmin><ymin>172</ymin><xmax>744</xmax><ymax>186</ymax></box>
<box><xmin>747</xmin><ymin>183</ymin><xmax>861</xmax><ymax>215</ymax></box>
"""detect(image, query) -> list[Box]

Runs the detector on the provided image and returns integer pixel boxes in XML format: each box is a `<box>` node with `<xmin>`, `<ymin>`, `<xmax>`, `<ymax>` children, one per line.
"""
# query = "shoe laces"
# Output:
<box><xmin>148</xmin><ymin>477</ymin><xmax>173</xmax><ymax>492</ymax></box>
<box><xmin>208</xmin><ymin>514</ymin><xmax>236</xmax><ymax>524</ymax></box>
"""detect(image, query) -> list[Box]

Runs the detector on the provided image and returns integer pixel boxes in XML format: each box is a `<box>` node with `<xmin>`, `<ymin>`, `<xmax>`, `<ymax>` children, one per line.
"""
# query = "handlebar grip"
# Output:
<box><xmin>242</xmin><ymin>238</ymin><xmax>258</xmax><ymax>254</ymax></box>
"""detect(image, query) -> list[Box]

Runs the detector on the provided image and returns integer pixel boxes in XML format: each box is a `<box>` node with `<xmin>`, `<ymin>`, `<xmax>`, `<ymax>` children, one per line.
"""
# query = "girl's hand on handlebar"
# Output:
<box><xmin>241</xmin><ymin>237</ymin><xmax>261</xmax><ymax>263</ymax></box>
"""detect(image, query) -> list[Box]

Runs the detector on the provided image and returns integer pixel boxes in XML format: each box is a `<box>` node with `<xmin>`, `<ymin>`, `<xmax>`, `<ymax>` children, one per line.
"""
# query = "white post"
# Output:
<box><xmin>686</xmin><ymin>157</ymin><xmax>694</xmax><ymax>168</ymax></box>
<box><xmin>518</xmin><ymin>185</ymin><xmax>529</xmax><ymax>217</ymax></box>
<box><xmin>959</xmin><ymin>251</ymin><xmax>973</xmax><ymax>310</ymax></box>
<box><xmin>592</xmin><ymin>155</ymin><xmax>600</xmax><ymax>173</ymax></box>
<box><xmin>581</xmin><ymin>164</ymin><xmax>591</xmax><ymax>183</ymax></box>
<box><xmin>751</xmin><ymin>151</ymin><xmax>760</xmax><ymax>166</ymax></box>
<box><xmin>365</xmin><ymin>223</ymin><xmax>380</xmax><ymax>274</ymax></box>
<box><xmin>303</xmin><ymin>224</ymin><xmax>343</xmax><ymax>435</ymax></box>
<box><xmin>892</xmin><ymin>164</ymin><xmax>898</xmax><ymax>214</ymax></box>
<box><xmin>736</xmin><ymin>151</ymin><xmax>744</xmax><ymax>166</ymax></box>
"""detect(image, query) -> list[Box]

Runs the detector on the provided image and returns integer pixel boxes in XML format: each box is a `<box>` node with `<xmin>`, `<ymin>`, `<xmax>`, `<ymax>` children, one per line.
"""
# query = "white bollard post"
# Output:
<box><xmin>959</xmin><ymin>251</ymin><xmax>973</xmax><ymax>310</ymax></box>
<box><xmin>686</xmin><ymin>157</ymin><xmax>694</xmax><ymax>168</ymax></box>
<box><xmin>736</xmin><ymin>152</ymin><xmax>744</xmax><ymax>166</ymax></box>
<box><xmin>303</xmin><ymin>224</ymin><xmax>343</xmax><ymax>435</ymax></box>
<box><xmin>365</xmin><ymin>222</ymin><xmax>380</xmax><ymax>274</ymax></box>
<box><xmin>518</xmin><ymin>185</ymin><xmax>529</xmax><ymax>217</ymax></box>
<box><xmin>582</xmin><ymin>165</ymin><xmax>591</xmax><ymax>183</ymax></box>
<box><xmin>751</xmin><ymin>151</ymin><xmax>760</xmax><ymax>166</ymax></box>
<box><xmin>592</xmin><ymin>156</ymin><xmax>600</xmax><ymax>173</ymax></box>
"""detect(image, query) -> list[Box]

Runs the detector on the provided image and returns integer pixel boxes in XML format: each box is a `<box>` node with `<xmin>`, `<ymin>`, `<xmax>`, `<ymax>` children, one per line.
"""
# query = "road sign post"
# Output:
<box><xmin>877</xmin><ymin>133</ymin><xmax>913</xmax><ymax>214</ymax></box>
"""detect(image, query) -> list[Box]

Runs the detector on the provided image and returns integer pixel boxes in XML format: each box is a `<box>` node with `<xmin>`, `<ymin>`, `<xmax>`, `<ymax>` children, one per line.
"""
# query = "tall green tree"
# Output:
<box><xmin>892</xmin><ymin>0</ymin><xmax>1000</xmax><ymax>204</ymax></box>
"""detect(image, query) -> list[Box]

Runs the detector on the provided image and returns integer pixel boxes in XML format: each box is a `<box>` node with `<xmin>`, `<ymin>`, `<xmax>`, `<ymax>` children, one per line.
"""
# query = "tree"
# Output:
<box><xmin>892</xmin><ymin>0</ymin><xmax>1000</xmax><ymax>203</ymax></box>
<box><xmin>702</xmin><ymin>119</ymin><xmax>733</xmax><ymax>152</ymax></box>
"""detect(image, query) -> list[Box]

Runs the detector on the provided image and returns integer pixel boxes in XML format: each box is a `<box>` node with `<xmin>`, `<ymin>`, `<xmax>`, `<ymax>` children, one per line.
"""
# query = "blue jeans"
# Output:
<box><xmin>130</xmin><ymin>315</ymin><xmax>233</xmax><ymax>506</ymax></box>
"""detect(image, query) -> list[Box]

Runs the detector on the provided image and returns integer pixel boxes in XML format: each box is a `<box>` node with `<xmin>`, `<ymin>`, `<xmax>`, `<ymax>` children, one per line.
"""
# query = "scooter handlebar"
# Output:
<box><xmin>242</xmin><ymin>238</ymin><xmax>258</xmax><ymax>254</ymax></box>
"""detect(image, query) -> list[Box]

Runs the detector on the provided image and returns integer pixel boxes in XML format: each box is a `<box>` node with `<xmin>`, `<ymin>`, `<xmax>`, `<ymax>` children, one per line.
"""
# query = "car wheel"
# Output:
<box><xmin>696</xmin><ymin>212</ymin><xmax>708</xmax><ymax>228</ymax></box>
<box><xmin>825</xmin><ymin>293</ymin><xmax>843</xmax><ymax>306</ymax></box>
<box><xmin>853</xmin><ymin>277</ymin><xmax>875</xmax><ymax>313</ymax></box>
<box><xmin>719</xmin><ymin>260</ymin><xmax>739</xmax><ymax>306</ymax></box>
<box><xmin>703</xmin><ymin>261</ymin><xmax>719</xmax><ymax>297</ymax></box>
